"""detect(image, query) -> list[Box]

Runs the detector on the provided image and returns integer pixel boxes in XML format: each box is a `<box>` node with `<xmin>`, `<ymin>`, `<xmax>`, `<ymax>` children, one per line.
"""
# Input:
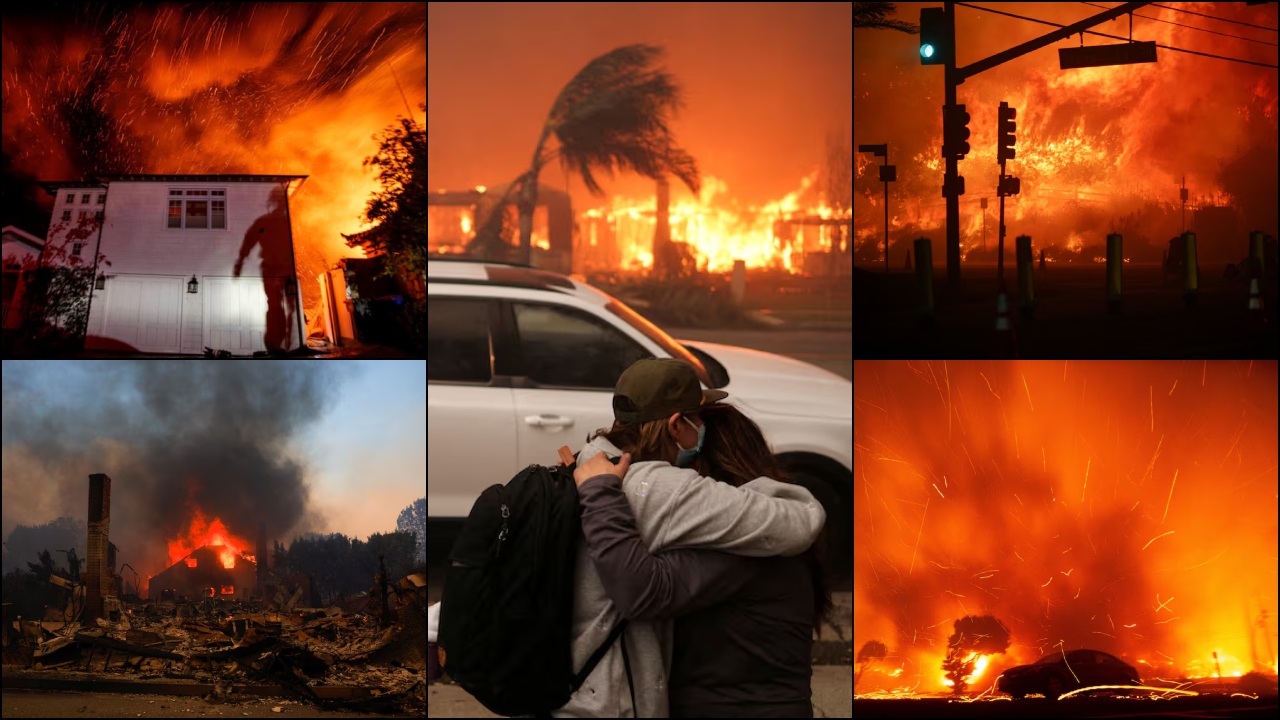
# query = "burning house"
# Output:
<box><xmin>149</xmin><ymin>544</ymin><xmax>257</xmax><ymax>601</ymax></box>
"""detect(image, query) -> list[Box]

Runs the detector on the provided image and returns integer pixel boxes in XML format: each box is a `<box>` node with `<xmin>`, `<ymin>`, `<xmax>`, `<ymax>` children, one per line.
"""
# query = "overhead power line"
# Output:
<box><xmin>1148</xmin><ymin>3</ymin><xmax>1278</xmax><ymax>33</ymax></box>
<box><xmin>954</xmin><ymin>2</ymin><xmax>1280</xmax><ymax>70</ymax></box>
<box><xmin>1080</xmin><ymin>2</ymin><xmax>1278</xmax><ymax>48</ymax></box>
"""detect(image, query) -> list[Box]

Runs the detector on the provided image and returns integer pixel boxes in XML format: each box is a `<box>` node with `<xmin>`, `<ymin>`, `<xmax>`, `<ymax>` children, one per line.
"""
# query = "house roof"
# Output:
<box><xmin>1</xmin><ymin>225</ymin><xmax>45</xmax><ymax>251</ymax></box>
<box><xmin>40</xmin><ymin>175</ymin><xmax>309</xmax><ymax>196</ymax></box>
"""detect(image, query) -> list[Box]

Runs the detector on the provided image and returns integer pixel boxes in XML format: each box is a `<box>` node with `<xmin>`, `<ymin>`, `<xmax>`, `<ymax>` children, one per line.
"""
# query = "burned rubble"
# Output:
<box><xmin>2</xmin><ymin>473</ymin><xmax>427</xmax><ymax>716</ymax></box>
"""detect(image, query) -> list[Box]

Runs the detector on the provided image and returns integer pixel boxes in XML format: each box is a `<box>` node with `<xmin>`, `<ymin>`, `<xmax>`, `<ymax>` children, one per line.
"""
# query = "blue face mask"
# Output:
<box><xmin>674</xmin><ymin>415</ymin><xmax>705</xmax><ymax>468</ymax></box>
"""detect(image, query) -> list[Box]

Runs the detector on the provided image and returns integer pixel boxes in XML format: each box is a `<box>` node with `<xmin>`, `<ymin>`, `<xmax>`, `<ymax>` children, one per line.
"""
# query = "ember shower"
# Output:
<box><xmin>1</xmin><ymin>362</ymin><xmax>341</xmax><ymax>597</ymax></box>
<box><xmin>0</xmin><ymin>2</ymin><xmax>426</xmax><ymax>313</ymax></box>
<box><xmin>854</xmin><ymin>361</ymin><xmax>1279</xmax><ymax>692</ymax></box>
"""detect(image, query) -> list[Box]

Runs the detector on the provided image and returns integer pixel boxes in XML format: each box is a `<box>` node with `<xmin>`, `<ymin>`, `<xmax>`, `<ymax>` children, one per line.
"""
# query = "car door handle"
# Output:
<box><xmin>524</xmin><ymin>414</ymin><xmax>575</xmax><ymax>428</ymax></box>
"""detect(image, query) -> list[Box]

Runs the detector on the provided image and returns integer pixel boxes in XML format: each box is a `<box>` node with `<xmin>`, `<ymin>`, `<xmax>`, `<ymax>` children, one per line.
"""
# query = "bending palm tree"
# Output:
<box><xmin>478</xmin><ymin>44</ymin><xmax>700</xmax><ymax>265</ymax></box>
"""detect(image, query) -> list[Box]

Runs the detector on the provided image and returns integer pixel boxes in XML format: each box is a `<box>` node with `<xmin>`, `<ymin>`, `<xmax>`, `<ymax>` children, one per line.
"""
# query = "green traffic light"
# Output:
<box><xmin>921</xmin><ymin>44</ymin><xmax>935</xmax><ymax>59</ymax></box>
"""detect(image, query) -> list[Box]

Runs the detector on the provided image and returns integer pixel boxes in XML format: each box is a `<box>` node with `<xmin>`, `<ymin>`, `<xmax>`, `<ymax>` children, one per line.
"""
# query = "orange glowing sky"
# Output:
<box><xmin>854</xmin><ymin>360</ymin><xmax>1279</xmax><ymax>693</ymax></box>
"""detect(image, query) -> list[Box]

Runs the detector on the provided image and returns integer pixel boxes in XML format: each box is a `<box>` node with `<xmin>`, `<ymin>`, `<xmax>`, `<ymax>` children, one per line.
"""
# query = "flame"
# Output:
<box><xmin>941</xmin><ymin>653</ymin><xmax>990</xmax><ymax>688</ymax></box>
<box><xmin>580</xmin><ymin>172</ymin><xmax>848</xmax><ymax>274</ymax></box>
<box><xmin>167</xmin><ymin>508</ymin><xmax>255</xmax><ymax>570</ymax></box>
<box><xmin>220</xmin><ymin>585</ymin><xmax>235</xmax><ymax>595</ymax></box>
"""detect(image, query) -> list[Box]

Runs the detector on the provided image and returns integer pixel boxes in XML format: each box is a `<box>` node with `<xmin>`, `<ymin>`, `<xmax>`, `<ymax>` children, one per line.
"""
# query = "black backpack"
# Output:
<box><xmin>437</xmin><ymin>458</ymin><xmax>637</xmax><ymax>717</ymax></box>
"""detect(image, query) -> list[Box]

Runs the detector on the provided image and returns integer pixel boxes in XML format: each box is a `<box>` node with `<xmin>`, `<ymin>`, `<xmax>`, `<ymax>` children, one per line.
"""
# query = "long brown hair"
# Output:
<box><xmin>692</xmin><ymin>403</ymin><xmax>835</xmax><ymax>638</ymax></box>
<box><xmin>591</xmin><ymin>417</ymin><xmax>681</xmax><ymax>464</ymax></box>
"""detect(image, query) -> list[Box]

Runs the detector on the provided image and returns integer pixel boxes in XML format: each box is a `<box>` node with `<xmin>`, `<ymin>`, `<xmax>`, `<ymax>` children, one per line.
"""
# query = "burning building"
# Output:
<box><xmin>149</xmin><ymin>544</ymin><xmax>257</xmax><ymax>601</ymax></box>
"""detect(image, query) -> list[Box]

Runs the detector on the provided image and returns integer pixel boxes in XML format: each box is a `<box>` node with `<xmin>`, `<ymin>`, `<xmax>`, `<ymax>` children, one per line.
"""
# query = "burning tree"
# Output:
<box><xmin>943</xmin><ymin>615</ymin><xmax>1011</xmax><ymax>695</ymax></box>
<box><xmin>855</xmin><ymin>640</ymin><xmax>888</xmax><ymax>690</ymax></box>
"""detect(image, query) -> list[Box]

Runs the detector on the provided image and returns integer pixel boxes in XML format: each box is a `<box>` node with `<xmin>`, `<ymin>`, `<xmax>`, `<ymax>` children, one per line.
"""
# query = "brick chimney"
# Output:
<box><xmin>85</xmin><ymin>473</ymin><xmax>112</xmax><ymax>622</ymax></box>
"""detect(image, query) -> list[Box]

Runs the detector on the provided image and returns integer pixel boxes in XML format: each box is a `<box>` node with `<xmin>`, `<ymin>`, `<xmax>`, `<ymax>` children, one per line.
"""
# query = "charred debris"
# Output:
<box><xmin>1</xmin><ymin>473</ymin><xmax>426</xmax><ymax>715</ymax></box>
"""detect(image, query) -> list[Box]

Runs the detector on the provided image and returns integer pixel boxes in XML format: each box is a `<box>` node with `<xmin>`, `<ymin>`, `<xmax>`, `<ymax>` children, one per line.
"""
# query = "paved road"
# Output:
<box><xmin>0</xmin><ymin>691</ymin><xmax>413</xmax><ymax>718</ymax></box>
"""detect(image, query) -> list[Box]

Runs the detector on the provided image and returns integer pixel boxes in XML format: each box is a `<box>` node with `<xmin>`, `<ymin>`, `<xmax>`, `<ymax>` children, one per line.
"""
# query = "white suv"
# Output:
<box><xmin>427</xmin><ymin>259</ymin><xmax>852</xmax><ymax>570</ymax></box>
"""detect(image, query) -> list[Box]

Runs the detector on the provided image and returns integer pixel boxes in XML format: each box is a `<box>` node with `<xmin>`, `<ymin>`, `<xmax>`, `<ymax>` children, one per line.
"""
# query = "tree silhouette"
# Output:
<box><xmin>855</xmin><ymin>640</ymin><xmax>888</xmax><ymax>690</ymax></box>
<box><xmin>854</xmin><ymin>3</ymin><xmax>918</xmax><ymax>34</ymax></box>
<box><xmin>943</xmin><ymin>615</ymin><xmax>1011</xmax><ymax>694</ymax></box>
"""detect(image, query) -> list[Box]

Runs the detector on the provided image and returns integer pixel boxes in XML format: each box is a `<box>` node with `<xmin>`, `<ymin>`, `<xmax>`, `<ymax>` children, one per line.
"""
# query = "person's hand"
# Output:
<box><xmin>574</xmin><ymin>452</ymin><xmax>631</xmax><ymax>487</ymax></box>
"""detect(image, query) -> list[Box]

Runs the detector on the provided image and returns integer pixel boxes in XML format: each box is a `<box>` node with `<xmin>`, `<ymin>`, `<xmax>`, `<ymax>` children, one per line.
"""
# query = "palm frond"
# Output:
<box><xmin>544</xmin><ymin>44</ymin><xmax>700</xmax><ymax>197</ymax></box>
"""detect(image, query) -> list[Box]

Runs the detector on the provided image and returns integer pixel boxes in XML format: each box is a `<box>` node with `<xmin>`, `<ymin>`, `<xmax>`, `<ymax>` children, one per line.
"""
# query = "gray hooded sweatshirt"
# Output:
<box><xmin>555</xmin><ymin>435</ymin><xmax>826</xmax><ymax>718</ymax></box>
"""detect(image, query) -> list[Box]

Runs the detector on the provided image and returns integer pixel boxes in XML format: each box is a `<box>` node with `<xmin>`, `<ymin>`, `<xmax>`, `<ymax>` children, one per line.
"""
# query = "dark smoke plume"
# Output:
<box><xmin>1</xmin><ymin>362</ymin><xmax>344</xmax><ymax>585</ymax></box>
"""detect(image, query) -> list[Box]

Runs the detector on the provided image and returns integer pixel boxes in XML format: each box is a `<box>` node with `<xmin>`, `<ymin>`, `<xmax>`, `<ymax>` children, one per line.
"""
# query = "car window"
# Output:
<box><xmin>602</xmin><ymin>299</ymin><xmax>717</xmax><ymax>388</ymax></box>
<box><xmin>428</xmin><ymin>298</ymin><xmax>492</xmax><ymax>383</ymax></box>
<box><xmin>513</xmin><ymin>302</ymin><xmax>650</xmax><ymax>389</ymax></box>
<box><xmin>1035</xmin><ymin>654</ymin><xmax>1058</xmax><ymax>664</ymax></box>
<box><xmin>1068</xmin><ymin>651</ymin><xmax>1095</xmax><ymax>664</ymax></box>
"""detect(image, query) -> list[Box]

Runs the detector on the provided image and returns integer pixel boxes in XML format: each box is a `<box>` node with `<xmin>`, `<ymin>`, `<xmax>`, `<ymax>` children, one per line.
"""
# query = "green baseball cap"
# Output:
<box><xmin>613</xmin><ymin>358</ymin><xmax>728</xmax><ymax>425</ymax></box>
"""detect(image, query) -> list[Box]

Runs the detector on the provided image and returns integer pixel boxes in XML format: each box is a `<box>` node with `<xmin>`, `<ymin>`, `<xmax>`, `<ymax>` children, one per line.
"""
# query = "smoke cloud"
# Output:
<box><xmin>1</xmin><ymin>361</ymin><xmax>345</xmax><ymax>585</ymax></box>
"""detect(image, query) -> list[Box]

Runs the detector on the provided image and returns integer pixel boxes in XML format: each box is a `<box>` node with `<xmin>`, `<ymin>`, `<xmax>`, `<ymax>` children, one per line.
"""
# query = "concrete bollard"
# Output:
<box><xmin>1016</xmin><ymin>235</ymin><xmax>1034</xmax><ymax>318</ymax></box>
<box><xmin>1106</xmin><ymin>233</ymin><xmax>1122</xmax><ymax>312</ymax></box>
<box><xmin>1250</xmin><ymin>231</ymin><xmax>1266</xmax><ymax>290</ymax></box>
<box><xmin>914</xmin><ymin>237</ymin><xmax>934</xmax><ymax>324</ymax></box>
<box><xmin>1182</xmin><ymin>232</ymin><xmax>1198</xmax><ymax>308</ymax></box>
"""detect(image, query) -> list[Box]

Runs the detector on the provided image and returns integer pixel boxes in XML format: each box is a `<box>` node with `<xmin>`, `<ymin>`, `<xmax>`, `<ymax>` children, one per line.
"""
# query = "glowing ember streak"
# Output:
<box><xmin>1081</xmin><ymin>458</ymin><xmax>1090</xmax><ymax>502</ymax></box>
<box><xmin>1124</xmin><ymin>623</ymin><xmax>1137</xmax><ymax>628</ymax></box>
<box><xmin>1149</xmin><ymin>385</ymin><xmax>1154</xmax><ymax>431</ymax></box>
<box><xmin>1155</xmin><ymin>594</ymin><xmax>1174</xmax><ymax>613</ymax></box>
<box><xmin>908</xmin><ymin>498</ymin><xmax>928</xmax><ymax>575</ymax></box>
<box><xmin>1061</xmin><ymin>568</ymin><xmax>1073</xmax><ymax>576</ymax></box>
<box><xmin>1142</xmin><ymin>530</ymin><xmax>1174</xmax><ymax>551</ymax></box>
<box><xmin>1042</xmin><ymin>577</ymin><xmax>1053</xmax><ymax>587</ymax></box>
<box><xmin>980</xmin><ymin>372</ymin><xmax>1000</xmax><ymax>399</ymax></box>
<box><xmin>1021</xmin><ymin>374</ymin><xmax>1034</xmax><ymax>411</ymax></box>
<box><xmin>1155</xmin><ymin>616</ymin><xmax>1181</xmax><ymax>624</ymax></box>
<box><xmin>1161</xmin><ymin>469</ymin><xmax>1177</xmax><ymax>524</ymax></box>
<box><xmin>1202</xmin><ymin>361</ymin><xmax>1207</xmax><ymax>386</ymax></box>
<box><xmin>933</xmin><ymin>483</ymin><xmax>945</xmax><ymax>499</ymax></box>
<box><xmin>1168</xmin><ymin>379</ymin><xmax>1177</xmax><ymax>396</ymax></box>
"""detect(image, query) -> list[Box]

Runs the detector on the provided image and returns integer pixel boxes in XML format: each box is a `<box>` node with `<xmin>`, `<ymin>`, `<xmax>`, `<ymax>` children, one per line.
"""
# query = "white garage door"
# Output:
<box><xmin>100</xmin><ymin>275</ymin><xmax>183</xmax><ymax>353</ymax></box>
<box><xmin>203</xmin><ymin>276</ymin><xmax>295</xmax><ymax>354</ymax></box>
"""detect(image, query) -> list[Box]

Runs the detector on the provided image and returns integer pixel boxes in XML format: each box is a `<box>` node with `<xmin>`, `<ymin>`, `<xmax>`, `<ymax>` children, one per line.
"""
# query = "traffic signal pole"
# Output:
<box><xmin>944</xmin><ymin>3</ymin><xmax>961</xmax><ymax>291</ymax></box>
<box><xmin>925</xmin><ymin>1</ymin><xmax>1151</xmax><ymax>292</ymax></box>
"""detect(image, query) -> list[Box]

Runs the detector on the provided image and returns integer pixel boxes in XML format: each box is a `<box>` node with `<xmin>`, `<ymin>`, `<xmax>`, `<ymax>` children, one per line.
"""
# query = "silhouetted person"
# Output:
<box><xmin>1039</xmin><ymin>248</ymin><xmax>1045</xmax><ymax>270</ymax></box>
<box><xmin>234</xmin><ymin>186</ymin><xmax>294</xmax><ymax>353</ymax></box>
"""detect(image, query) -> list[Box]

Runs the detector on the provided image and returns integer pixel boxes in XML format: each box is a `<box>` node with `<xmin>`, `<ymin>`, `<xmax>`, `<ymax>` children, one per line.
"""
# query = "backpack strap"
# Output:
<box><xmin>569</xmin><ymin>618</ymin><xmax>628</xmax><ymax>692</ymax></box>
<box><xmin>621</xmin><ymin>625</ymin><xmax>638</xmax><ymax>717</ymax></box>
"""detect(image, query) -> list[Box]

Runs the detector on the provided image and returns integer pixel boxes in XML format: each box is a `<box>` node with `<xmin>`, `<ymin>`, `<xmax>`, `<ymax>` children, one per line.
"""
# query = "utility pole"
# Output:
<box><xmin>1180</xmin><ymin>176</ymin><xmax>1188</xmax><ymax>233</ymax></box>
<box><xmin>981</xmin><ymin>197</ymin><xmax>987</xmax><ymax>251</ymax></box>
<box><xmin>858</xmin><ymin>144</ymin><xmax>896</xmax><ymax>271</ymax></box>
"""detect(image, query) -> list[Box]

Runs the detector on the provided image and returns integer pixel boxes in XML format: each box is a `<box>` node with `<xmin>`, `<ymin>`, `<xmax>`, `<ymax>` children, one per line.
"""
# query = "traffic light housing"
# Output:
<box><xmin>999</xmin><ymin>175</ymin><xmax>1021</xmax><ymax>196</ymax></box>
<box><xmin>920</xmin><ymin>8</ymin><xmax>949</xmax><ymax>66</ymax></box>
<box><xmin>944</xmin><ymin>104</ymin><xmax>971</xmax><ymax>159</ymax></box>
<box><xmin>997</xmin><ymin>103</ymin><xmax>1017</xmax><ymax>162</ymax></box>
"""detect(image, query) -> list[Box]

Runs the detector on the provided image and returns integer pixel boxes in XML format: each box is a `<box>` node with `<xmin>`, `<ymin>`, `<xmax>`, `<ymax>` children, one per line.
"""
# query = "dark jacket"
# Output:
<box><xmin>578</xmin><ymin>473</ymin><xmax>815</xmax><ymax>718</ymax></box>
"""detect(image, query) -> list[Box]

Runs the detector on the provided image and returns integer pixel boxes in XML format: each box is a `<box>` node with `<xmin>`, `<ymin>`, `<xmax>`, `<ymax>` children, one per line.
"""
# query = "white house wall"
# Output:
<box><xmin>82</xmin><ymin>181</ymin><xmax>300</xmax><ymax>354</ymax></box>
